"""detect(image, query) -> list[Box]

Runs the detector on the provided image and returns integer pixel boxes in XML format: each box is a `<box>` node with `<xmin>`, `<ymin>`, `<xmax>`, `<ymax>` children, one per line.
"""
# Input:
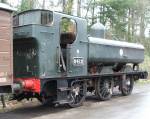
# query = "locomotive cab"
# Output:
<box><xmin>13</xmin><ymin>10</ymin><xmax>88</xmax><ymax>79</ymax></box>
<box><xmin>13</xmin><ymin>10</ymin><xmax>54</xmax><ymax>78</ymax></box>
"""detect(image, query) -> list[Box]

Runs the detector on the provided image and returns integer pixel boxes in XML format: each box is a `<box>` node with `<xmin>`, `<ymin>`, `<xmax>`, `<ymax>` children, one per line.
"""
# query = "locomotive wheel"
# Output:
<box><xmin>68</xmin><ymin>80</ymin><xmax>87</xmax><ymax>108</ymax></box>
<box><xmin>120</xmin><ymin>75</ymin><xmax>134</xmax><ymax>96</ymax></box>
<box><xmin>96</xmin><ymin>78</ymin><xmax>114</xmax><ymax>101</ymax></box>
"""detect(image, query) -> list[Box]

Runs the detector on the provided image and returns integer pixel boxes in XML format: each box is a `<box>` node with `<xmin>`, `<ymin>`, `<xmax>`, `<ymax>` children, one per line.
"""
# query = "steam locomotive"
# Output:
<box><xmin>0</xmin><ymin>3</ymin><xmax>147</xmax><ymax>108</ymax></box>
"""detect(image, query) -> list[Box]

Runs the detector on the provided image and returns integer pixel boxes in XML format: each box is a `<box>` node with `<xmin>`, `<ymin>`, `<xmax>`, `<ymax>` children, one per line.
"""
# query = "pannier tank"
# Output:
<box><xmin>88</xmin><ymin>22</ymin><xmax>144</xmax><ymax>64</ymax></box>
<box><xmin>88</xmin><ymin>37</ymin><xmax>144</xmax><ymax>64</ymax></box>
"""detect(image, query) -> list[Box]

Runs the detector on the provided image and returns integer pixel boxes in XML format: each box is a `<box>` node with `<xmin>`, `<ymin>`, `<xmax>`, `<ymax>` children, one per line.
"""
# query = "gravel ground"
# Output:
<box><xmin>0</xmin><ymin>82</ymin><xmax>150</xmax><ymax>119</ymax></box>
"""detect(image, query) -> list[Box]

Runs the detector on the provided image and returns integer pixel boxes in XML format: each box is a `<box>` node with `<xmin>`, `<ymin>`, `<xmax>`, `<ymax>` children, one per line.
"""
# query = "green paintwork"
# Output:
<box><xmin>13</xmin><ymin>10</ymin><xmax>144</xmax><ymax>79</ymax></box>
<box><xmin>13</xmin><ymin>10</ymin><xmax>88</xmax><ymax>79</ymax></box>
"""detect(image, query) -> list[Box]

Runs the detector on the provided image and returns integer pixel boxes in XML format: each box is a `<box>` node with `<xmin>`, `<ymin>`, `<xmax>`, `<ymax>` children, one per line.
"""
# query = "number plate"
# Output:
<box><xmin>73</xmin><ymin>57</ymin><xmax>84</xmax><ymax>66</ymax></box>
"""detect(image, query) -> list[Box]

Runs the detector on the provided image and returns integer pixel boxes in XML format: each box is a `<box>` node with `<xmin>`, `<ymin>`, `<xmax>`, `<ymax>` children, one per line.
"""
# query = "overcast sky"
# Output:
<box><xmin>9</xmin><ymin>0</ymin><xmax>20</xmax><ymax>7</ymax></box>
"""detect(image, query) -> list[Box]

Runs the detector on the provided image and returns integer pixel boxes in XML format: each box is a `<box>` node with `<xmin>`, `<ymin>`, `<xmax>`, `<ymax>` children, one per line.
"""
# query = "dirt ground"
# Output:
<box><xmin>0</xmin><ymin>82</ymin><xmax>150</xmax><ymax>119</ymax></box>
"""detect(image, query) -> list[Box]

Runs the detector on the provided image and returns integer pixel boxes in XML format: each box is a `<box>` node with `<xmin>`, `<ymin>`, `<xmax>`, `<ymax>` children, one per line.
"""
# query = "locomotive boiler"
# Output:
<box><xmin>0</xmin><ymin>8</ymin><xmax>148</xmax><ymax>108</ymax></box>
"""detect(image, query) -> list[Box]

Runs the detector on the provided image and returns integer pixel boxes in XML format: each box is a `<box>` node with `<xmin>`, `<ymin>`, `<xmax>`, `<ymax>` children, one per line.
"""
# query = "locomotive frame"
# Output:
<box><xmin>0</xmin><ymin>8</ymin><xmax>148</xmax><ymax>108</ymax></box>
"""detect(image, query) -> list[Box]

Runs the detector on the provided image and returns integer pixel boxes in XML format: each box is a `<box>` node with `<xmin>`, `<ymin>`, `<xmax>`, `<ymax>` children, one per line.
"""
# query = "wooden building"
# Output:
<box><xmin>0</xmin><ymin>3</ymin><xmax>15</xmax><ymax>93</ymax></box>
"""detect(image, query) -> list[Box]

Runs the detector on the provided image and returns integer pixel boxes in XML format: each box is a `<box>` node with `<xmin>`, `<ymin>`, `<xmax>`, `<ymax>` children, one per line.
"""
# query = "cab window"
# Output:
<box><xmin>41</xmin><ymin>11</ymin><xmax>53</xmax><ymax>26</ymax></box>
<box><xmin>60</xmin><ymin>18</ymin><xmax>77</xmax><ymax>44</ymax></box>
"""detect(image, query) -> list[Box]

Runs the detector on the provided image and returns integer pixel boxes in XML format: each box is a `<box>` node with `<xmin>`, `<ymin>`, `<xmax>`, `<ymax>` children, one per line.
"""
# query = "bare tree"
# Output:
<box><xmin>77</xmin><ymin>0</ymin><xmax>81</xmax><ymax>16</ymax></box>
<box><xmin>42</xmin><ymin>0</ymin><xmax>45</xmax><ymax>9</ymax></box>
<box><xmin>62</xmin><ymin>0</ymin><xmax>66</xmax><ymax>12</ymax></box>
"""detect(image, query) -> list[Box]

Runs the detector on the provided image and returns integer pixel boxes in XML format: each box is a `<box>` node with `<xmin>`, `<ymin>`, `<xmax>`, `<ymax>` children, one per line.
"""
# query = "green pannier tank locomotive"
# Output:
<box><xmin>0</xmin><ymin>8</ymin><xmax>148</xmax><ymax>108</ymax></box>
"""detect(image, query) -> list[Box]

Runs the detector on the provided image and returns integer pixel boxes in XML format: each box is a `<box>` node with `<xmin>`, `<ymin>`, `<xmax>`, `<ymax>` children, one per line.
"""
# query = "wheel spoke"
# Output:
<box><xmin>121</xmin><ymin>76</ymin><xmax>134</xmax><ymax>96</ymax></box>
<box><xmin>96</xmin><ymin>79</ymin><xmax>113</xmax><ymax>101</ymax></box>
<box><xmin>101</xmin><ymin>88</ymin><xmax>109</xmax><ymax>98</ymax></box>
<box><xmin>68</xmin><ymin>81</ymin><xmax>86</xmax><ymax>107</ymax></box>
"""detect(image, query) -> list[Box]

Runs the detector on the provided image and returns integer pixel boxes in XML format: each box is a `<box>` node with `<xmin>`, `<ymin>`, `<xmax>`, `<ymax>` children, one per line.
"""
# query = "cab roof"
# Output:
<box><xmin>15</xmin><ymin>9</ymin><xmax>86</xmax><ymax>20</ymax></box>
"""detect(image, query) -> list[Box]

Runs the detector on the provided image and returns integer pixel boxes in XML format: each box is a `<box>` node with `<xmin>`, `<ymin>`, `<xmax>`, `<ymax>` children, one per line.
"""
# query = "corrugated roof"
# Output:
<box><xmin>0</xmin><ymin>3</ymin><xmax>16</xmax><ymax>11</ymax></box>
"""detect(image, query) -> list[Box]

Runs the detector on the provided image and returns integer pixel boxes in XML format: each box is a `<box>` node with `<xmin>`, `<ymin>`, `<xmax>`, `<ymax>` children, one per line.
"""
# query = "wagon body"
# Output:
<box><xmin>0</xmin><ymin>3</ymin><xmax>14</xmax><ymax>93</ymax></box>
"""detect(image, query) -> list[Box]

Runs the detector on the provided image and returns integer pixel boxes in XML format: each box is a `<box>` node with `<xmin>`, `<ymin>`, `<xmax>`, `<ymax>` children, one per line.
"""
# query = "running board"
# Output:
<box><xmin>42</xmin><ymin>71</ymin><xmax>148</xmax><ymax>80</ymax></box>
